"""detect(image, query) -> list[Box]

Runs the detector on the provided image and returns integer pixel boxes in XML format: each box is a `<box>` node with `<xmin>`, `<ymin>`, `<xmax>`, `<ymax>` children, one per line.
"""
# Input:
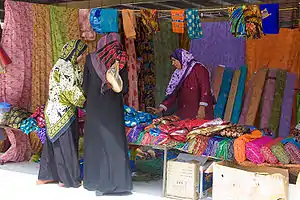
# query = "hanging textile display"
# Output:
<box><xmin>297</xmin><ymin>94</ymin><xmax>300</xmax><ymax>124</ymax></box>
<box><xmin>190</xmin><ymin>22</ymin><xmax>245</xmax><ymax>70</ymax></box>
<box><xmin>260</xmin><ymin>4</ymin><xmax>280</xmax><ymax>34</ymax></box>
<box><xmin>231</xmin><ymin>65</ymin><xmax>247</xmax><ymax>124</ymax></box>
<box><xmin>179</xmin><ymin>27</ymin><xmax>190</xmax><ymax>51</ymax></box>
<box><xmin>185</xmin><ymin>9</ymin><xmax>203</xmax><ymax>39</ymax></box>
<box><xmin>279</xmin><ymin>73</ymin><xmax>296</xmax><ymax>138</ymax></box>
<box><xmin>140</xmin><ymin>9</ymin><xmax>159</xmax><ymax>35</ymax></box>
<box><xmin>171</xmin><ymin>10</ymin><xmax>185</xmax><ymax>34</ymax></box>
<box><xmin>228</xmin><ymin>6</ymin><xmax>246</xmax><ymax>37</ymax></box>
<box><xmin>269</xmin><ymin>70</ymin><xmax>287</xmax><ymax>136</ymax></box>
<box><xmin>79</xmin><ymin>9</ymin><xmax>96</xmax><ymax>41</ymax></box>
<box><xmin>122</xmin><ymin>9</ymin><xmax>137</xmax><ymax>39</ymax></box>
<box><xmin>136</xmin><ymin>17</ymin><xmax>156</xmax><ymax>110</ymax></box>
<box><xmin>224</xmin><ymin>69</ymin><xmax>241</xmax><ymax>121</ymax></box>
<box><xmin>0</xmin><ymin>46</ymin><xmax>12</xmax><ymax>74</ymax></box>
<box><xmin>0</xmin><ymin>0</ymin><xmax>33</xmax><ymax>110</ymax></box>
<box><xmin>31</xmin><ymin>4</ymin><xmax>53</xmax><ymax>112</ymax></box>
<box><xmin>214</xmin><ymin>67</ymin><xmax>234</xmax><ymax>119</ymax></box>
<box><xmin>125</xmin><ymin>38</ymin><xmax>139</xmax><ymax>110</ymax></box>
<box><xmin>90</xmin><ymin>8</ymin><xmax>119</xmax><ymax>34</ymax></box>
<box><xmin>245</xmin><ymin>68</ymin><xmax>267</xmax><ymax>126</ymax></box>
<box><xmin>153</xmin><ymin>20</ymin><xmax>179</xmax><ymax>106</ymax></box>
<box><xmin>260</xmin><ymin>69</ymin><xmax>277</xmax><ymax>129</ymax></box>
<box><xmin>212</xmin><ymin>66</ymin><xmax>224</xmax><ymax>101</ymax></box>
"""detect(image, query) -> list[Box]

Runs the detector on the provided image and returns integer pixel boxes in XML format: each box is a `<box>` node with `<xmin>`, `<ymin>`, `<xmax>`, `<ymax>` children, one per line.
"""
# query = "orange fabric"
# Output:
<box><xmin>234</xmin><ymin>130</ymin><xmax>263</xmax><ymax>163</ymax></box>
<box><xmin>212</xmin><ymin>66</ymin><xmax>225</xmax><ymax>101</ymax></box>
<box><xmin>171</xmin><ymin>10</ymin><xmax>185</xmax><ymax>34</ymax></box>
<box><xmin>246</xmin><ymin>28</ymin><xmax>300</xmax><ymax>127</ymax></box>
<box><xmin>122</xmin><ymin>9</ymin><xmax>137</xmax><ymax>39</ymax></box>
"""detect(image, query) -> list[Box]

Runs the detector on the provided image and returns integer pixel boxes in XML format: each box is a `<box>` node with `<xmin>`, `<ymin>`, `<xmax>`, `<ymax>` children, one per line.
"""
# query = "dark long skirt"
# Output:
<box><xmin>38</xmin><ymin>119</ymin><xmax>80</xmax><ymax>188</ymax></box>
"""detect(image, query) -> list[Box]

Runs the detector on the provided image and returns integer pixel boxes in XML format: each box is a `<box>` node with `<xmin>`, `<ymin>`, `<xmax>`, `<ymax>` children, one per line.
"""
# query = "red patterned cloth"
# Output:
<box><xmin>96</xmin><ymin>40</ymin><xmax>127</xmax><ymax>70</ymax></box>
<box><xmin>0</xmin><ymin>127</ymin><xmax>31</xmax><ymax>164</ymax></box>
<box><xmin>0</xmin><ymin>1</ymin><xmax>33</xmax><ymax>110</ymax></box>
<box><xmin>30</xmin><ymin>105</ymin><xmax>45</xmax><ymax>128</ymax></box>
<box><xmin>125</xmin><ymin>38</ymin><xmax>139</xmax><ymax>110</ymax></box>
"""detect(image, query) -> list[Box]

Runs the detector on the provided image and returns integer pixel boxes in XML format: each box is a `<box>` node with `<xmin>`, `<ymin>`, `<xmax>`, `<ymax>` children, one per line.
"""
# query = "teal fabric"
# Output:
<box><xmin>231</xmin><ymin>65</ymin><xmax>247</xmax><ymax>123</ymax></box>
<box><xmin>214</xmin><ymin>67</ymin><xmax>234</xmax><ymax>119</ymax></box>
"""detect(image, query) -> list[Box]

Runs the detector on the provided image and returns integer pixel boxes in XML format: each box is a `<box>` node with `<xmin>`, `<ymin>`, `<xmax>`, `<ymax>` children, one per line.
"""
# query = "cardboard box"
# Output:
<box><xmin>165</xmin><ymin>154</ymin><xmax>213</xmax><ymax>200</ymax></box>
<box><xmin>213</xmin><ymin>161</ymin><xmax>289</xmax><ymax>200</ymax></box>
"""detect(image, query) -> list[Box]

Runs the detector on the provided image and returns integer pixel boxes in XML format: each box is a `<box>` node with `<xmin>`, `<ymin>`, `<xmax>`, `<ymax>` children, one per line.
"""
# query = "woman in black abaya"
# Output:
<box><xmin>82</xmin><ymin>33</ymin><xmax>132</xmax><ymax>196</ymax></box>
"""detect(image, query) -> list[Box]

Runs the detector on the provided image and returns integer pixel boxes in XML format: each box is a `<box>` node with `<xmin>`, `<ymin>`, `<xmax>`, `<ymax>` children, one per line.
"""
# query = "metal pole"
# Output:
<box><xmin>162</xmin><ymin>146</ymin><xmax>168</xmax><ymax>197</ymax></box>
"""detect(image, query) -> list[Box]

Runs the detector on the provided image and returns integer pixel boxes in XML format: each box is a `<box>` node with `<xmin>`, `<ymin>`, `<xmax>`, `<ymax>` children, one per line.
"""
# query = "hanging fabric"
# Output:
<box><xmin>214</xmin><ymin>67</ymin><xmax>234</xmax><ymax>119</ymax></box>
<box><xmin>179</xmin><ymin>27</ymin><xmax>190</xmax><ymax>51</ymax></box>
<box><xmin>260</xmin><ymin>69</ymin><xmax>277</xmax><ymax>129</ymax></box>
<box><xmin>185</xmin><ymin>9</ymin><xmax>203</xmax><ymax>39</ymax></box>
<box><xmin>90</xmin><ymin>8</ymin><xmax>119</xmax><ymax>34</ymax></box>
<box><xmin>224</xmin><ymin>69</ymin><xmax>241</xmax><ymax>121</ymax></box>
<box><xmin>171</xmin><ymin>10</ymin><xmax>185</xmax><ymax>34</ymax></box>
<box><xmin>122</xmin><ymin>9</ymin><xmax>137</xmax><ymax>39</ymax></box>
<box><xmin>269</xmin><ymin>70</ymin><xmax>287</xmax><ymax>136</ymax></box>
<box><xmin>279</xmin><ymin>72</ymin><xmax>296</xmax><ymax>137</ymax></box>
<box><xmin>212</xmin><ymin>66</ymin><xmax>224</xmax><ymax>101</ymax></box>
<box><xmin>153</xmin><ymin>20</ymin><xmax>179</xmax><ymax>106</ymax></box>
<box><xmin>231</xmin><ymin>65</ymin><xmax>247</xmax><ymax>124</ymax></box>
<box><xmin>243</xmin><ymin>5</ymin><xmax>264</xmax><ymax>39</ymax></box>
<box><xmin>140</xmin><ymin>9</ymin><xmax>159</xmax><ymax>35</ymax></box>
<box><xmin>260</xmin><ymin>4</ymin><xmax>280</xmax><ymax>34</ymax></box>
<box><xmin>0</xmin><ymin>46</ymin><xmax>12</xmax><ymax>73</ymax></box>
<box><xmin>79</xmin><ymin>9</ymin><xmax>96</xmax><ymax>41</ymax></box>
<box><xmin>228</xmin><ymin>6</ymin><xmax>246</xmax><ymax>38</ymax></box>
<box><xmin>31</xmin><ymin>4</ymin><xmax>53</xmax><ymax>112</ymax></box>
<box><xmin>0</xmin><ymin>0</ymin><xmax>33</xmax><ymax>110</ymax></box>
<box><xmin>125</xmin><ymin>38</ymin><xmax>139</xmax><ymax>110</ymax></box>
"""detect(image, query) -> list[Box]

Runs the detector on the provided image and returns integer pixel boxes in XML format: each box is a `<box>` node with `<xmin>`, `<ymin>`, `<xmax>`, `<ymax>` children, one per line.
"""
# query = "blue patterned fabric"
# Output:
<box><xmin>185</xmin><ymin>9</ymin><xmax>203</xmax><ymax>39</ymax></box>
<box><xmin>260</xmin><ymin>4</ymin><xmax>279</xmax><ymax>34</ymax></box>
<box><xmin>214</xmin><ymin>68</ymin><xmax>234</xmax><ymax>119</ymax></box>
<box><xmin>124</xmin><ymin>105</ymin><xmax>157</xmax><ymax>127</ymax></box>
<box><xmin>20</xmin><ymin>118</ymin><xmax>40</xmax><ymax>135</ymax></box>
<box><xmin>90</xmin><ymin>8</ymin><xmax>118</xmax><ymax>34</ymax></box>
<box><xmin>231</xmin><ymin>65</ymin><xmax>247</xmax><ymax>123</ymax></box>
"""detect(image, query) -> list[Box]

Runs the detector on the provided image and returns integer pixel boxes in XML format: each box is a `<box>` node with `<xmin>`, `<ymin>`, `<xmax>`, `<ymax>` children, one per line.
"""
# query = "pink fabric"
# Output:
<box><xmin>0</xmin><ymin>1</ymin><xmax>33</xmax><ymax>110</ymax></box>
<box><xmin>260</xmin><ymin>146</ymin><xmax>279</xmax><ymax>164</ymax></box>
<box><xmin>284</xmin><ymin>142</ymin><xmax>300</xmax><ymax>164</ymax></box>
<box><xmin>246</xmin><ymin>136</ymin><xmax>273</xmax><ymax>164</ymax></box>
<box><xmin>79</xmin><ymin>9</ymin><xmax>96</xmax><ymax>41</ymax></box>
<box><xmin>0</xmin><ymin>127</ymin><xmax>31</xmax><ymax>164</ymax></box>
<box><xmin>125</xmin><ymin>38</ymin><xmax>139</xmax><ymax>110</ymax></box>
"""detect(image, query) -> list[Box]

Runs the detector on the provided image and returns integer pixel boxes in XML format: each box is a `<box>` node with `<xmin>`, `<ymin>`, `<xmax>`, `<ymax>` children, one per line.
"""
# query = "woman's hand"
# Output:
<box><xmin>197</xmin><ymin>106</ymin><xmax>206</xmax><ymax>119</ymax></box>
<box><xmin>147</xmin><ymin>107</ymin><xmax>164</xmax><ymax>115</ymax></box>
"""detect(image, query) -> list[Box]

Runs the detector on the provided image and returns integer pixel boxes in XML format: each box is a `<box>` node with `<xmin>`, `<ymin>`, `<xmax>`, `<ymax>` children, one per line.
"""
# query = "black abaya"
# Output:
<box><xmin>38</xmin><ymin>118</ymin><xmax>80</xmax><ymax>188</ymax></box>
<box><xmin>83</xmin><ymin>55</ymin><xmax>132</xmax><ymax>194</ymax></box>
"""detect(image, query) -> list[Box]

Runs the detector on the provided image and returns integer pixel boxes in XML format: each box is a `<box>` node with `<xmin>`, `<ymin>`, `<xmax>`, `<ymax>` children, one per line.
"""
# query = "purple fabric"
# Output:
<box><xmin>190</xmin><ymin>22</ymin><xmax>245</xmax><ymax>71</ymax></box>
<box><xmin>238</xmin><ymin>75</ymin><xmax>255</xmax><ymax>125</ymax></box>
<box><xmin>166</xmin><ymin>49</ymin><xmax>198</xmax><ymax>97</ymax></box>
<box><xmin>37</xmin><ymin>128</ymin><xmax>46</xmax><ymax>144</ymax></box>
<box><xmin>90</xmin><ymin>33</ymin><xmax>120</xmax><ymax>93</ymax></box>
<box><xmin>127</xmin><ymin>124</ymin><xmax>146</xmax><ymax>143</ymax></box>
<box><xmin>260</xmin><ymin>69</ymin><xmax>277</xmax><ymax>129</ymax></box>
<box><xmin>279</xmin><ymin>73</ymin><xmax>296</xmax><ymax>138</ymax></box>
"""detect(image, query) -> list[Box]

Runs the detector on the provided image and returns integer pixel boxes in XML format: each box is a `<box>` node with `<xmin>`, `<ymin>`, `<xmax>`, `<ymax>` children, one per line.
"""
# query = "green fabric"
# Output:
<box><xmin>269</xmin><ymin>70</ymin><xmax>287</xmax><ymax>136</ymax></box>
<box><xmin>59</xmin><ymin>40</ymin><xmax>87</xmax><ymax>65</ymax></box>
<box><xmin>5</xmin><ymin>107</ymin><xmax>31</xmax><ymax>129</ymax></box>
<box><xmin>50</xmin><ymin>6</ymin><xmax>68</xmax><ymax>64</ymax></box>
<box><xmin>153</xmin><ymin>20</ymin><xmax>179</xmax><ymax>106</ymax></box>
<box><xmin>297</xmin><ymin>94</ymin><xmax>300</xmax><ymax>124</ymax></box>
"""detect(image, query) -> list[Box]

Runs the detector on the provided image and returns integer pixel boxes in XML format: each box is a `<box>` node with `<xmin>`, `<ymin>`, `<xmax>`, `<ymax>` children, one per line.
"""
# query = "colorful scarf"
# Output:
<box><xmin>228</xmin><ymin>6</ymin><xmax>246</xmax><ymax>38</ymax></box>
<box><xmin>166</xmin><ymin>49</ymin><xmax>204</xmax><ymax>97</ymax></box>
<box><xmin>90</xmin><ymin>8</ymin><xmax>118</xmax><ymax>34</ymax></box>
<box><xmin>185</xmin><ymin>9</ymin><xmax>203</xmax><ymax>39</ymax></box>
<box><xmin>140</xmin><ymin>9</ymin><xmax>159</xmax><ymax>35</ymax></box>
<box><xmin>171</xmin><ymin>10</ymin><xmax>185</xmax><ymax>34</ymax></box>
<box><xmin>122</xmin><ymin>9</ymin><xmax>137</xmax><ymax>39</ymax></box>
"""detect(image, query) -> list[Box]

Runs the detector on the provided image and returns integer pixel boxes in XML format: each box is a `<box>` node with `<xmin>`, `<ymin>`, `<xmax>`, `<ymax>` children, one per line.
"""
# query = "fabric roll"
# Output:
<box><xmin>31</xmin><ymin>4</ymin><xmax>53</xmax><ymax>112</ymax></box>
<box><xmin>245</xmin><ymin>136</ymin><xmax>273</xmax><ymax>164</ymax></box>
<box><xmin>122</xmin><ymin>9</ymin><xmax>137</xmax><ymax>39</ymax></box>
<box><xmin>269</xmin><ymin>70</ymin><xmax>287</xmax><ymax>136</ymax></box>
<box><xmin>212</xmin><ymin>66</ymin><xmax>224</xmax><ymax>101</ymax></box>
<box><xmin>260</xmin><ymin>4</ymin><xmax>280</xmax><ymax>34</ymax></box>
<box><xmin>245</xmin><ymin>68</ymin><xmax>267</xmax><ymax>125</ymax></box>
<box><xmin>214</xmin><ymin>68</ymin><xmax>234</xmax><ymax>119</ymax></box>
<box><xmin>171</xmin><ymin>10</ymin><xmax>185</xmax><ymax>33</ymax></box>
<box><xmin>231</xmin><ymin>65</ymin><xmax>247</xmax><ymax>124</ymax></box>
<box><xmin>185</xmin><ymin>9</ymin><xmax>203</xmax><ymax>39</ymax></box>
<box><xmin>0</xmin><ymin>1</ymin><xmax>33</xmax><ymax>110</ymax></box>
<box><xmin>260</xmin><ymin>69</ymin><xmax>277</xmax><ymax>129</ymax></box>
<box><xmin>279</xmin><ymin>73</ymin><xmax>296</xmax><ymax>138</ymax></box>
<box><xmin>271</xmin><ymin>142</ymin><xmax>290</xmax><ymax>164</ymax></box>
<box><xmin>224</xmin><ymin>69</ymin><xmax>241</xmax><ymax>121</ymax></box>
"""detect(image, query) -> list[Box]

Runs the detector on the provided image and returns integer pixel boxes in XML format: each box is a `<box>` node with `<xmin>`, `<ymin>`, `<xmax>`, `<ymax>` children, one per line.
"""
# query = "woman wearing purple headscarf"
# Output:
<box><xmin>150</xmin><ymin>48</ymin><xmax>214</xmax><ymax>120</ymax></box>
<box><xmin>82</xmin><ymin>33</ymin><xmax>132</xmax><ymax>196</ymax></box>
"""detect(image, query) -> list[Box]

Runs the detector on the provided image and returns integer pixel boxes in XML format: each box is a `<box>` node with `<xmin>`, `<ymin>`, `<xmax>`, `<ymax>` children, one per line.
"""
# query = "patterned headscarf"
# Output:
<box><xmin>59</xmin><ymin>40</ymin><xmax>87</xmax><ymax>65</ymax></box>
<box><xmin>165</xmin><ymin>49</ymin><xmax>199</xmax><ymax>97</ymax></box>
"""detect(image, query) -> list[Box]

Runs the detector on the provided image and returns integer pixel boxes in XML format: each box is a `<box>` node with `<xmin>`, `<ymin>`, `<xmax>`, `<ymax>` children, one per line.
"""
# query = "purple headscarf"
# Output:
<box><xmin>90</xmin><ymin>33</ymin><xmax>121</xmax><ymax>93</ymax></box>
<box><xmin>166</xmin><ymin>49</ymin><xmax>204</xmax><ymax>97</ymax></box>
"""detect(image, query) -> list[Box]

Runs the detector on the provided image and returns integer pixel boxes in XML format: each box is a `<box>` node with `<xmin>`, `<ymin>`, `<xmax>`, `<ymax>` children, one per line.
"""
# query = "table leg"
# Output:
<box><xmin>162</xmin><ymin>146</ymin><xmax>168</xmax><ymax>197</ymax></box>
